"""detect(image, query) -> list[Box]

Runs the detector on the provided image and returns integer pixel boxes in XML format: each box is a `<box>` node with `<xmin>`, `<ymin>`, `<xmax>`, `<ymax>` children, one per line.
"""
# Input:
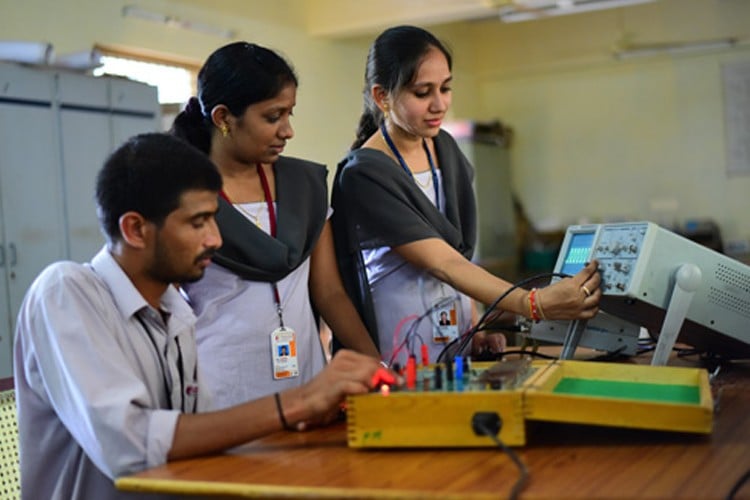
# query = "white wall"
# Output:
<box><xmin>454</xmin><ymin>0</ymin><xmax>750</xmax><ymax>246</ymax></box>
<box><xmin>476</xmin><ymin>52</ymin><xmax>750</xmax><ymax>236</ymax></box>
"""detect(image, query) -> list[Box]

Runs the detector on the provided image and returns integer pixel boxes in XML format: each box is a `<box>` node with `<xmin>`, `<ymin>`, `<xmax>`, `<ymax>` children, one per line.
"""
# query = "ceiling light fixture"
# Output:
<box><xmin>121</xmin><ymin>5</ymin><xmax>236</xmax><ymax>40</ymax></box>
<box><xmin>499</xmin><ymin>0</ymin><xmax>656</xmax><ymax>23</ymax></box>
<box><xmin>613</xmin><ymin>38</ymin><xmax>738</xmax><ymax>60</ymax></box>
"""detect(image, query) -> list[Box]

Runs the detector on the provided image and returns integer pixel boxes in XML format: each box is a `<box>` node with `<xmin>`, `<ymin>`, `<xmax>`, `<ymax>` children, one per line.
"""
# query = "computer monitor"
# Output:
<box><xmin>529</xmin><ymin>221</ymin><xmax>750</xmax><ymax>364</ymax></box>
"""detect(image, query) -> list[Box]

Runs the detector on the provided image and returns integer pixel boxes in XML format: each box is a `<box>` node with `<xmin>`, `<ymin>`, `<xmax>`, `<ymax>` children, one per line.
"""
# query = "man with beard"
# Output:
<box><xmin>13</xmin><ymin>133</ymin><xmax>386</xmax><ymax>500</ymax></box>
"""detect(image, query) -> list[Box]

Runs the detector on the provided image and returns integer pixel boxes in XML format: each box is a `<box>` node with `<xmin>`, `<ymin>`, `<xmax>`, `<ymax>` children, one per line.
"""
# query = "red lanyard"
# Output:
<box><xmin>256</xmin><ymin>164</ymin><xmax>285</xmax><ymax>328</ymax></box>
<box><xmin>221</xmin><ymin>164</ymin><xmax>285</xmax><ymax>328</ymax></box>
<box><xmin>218</xmin><ymin>163</ymin><xmax>275</xmax><ymax>235</ymax></box>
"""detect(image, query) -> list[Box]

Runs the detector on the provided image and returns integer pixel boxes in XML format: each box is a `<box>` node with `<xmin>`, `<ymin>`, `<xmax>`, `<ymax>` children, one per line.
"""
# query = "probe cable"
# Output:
<box><xmin>438</xmin><ymin>272</ymin><xmax>571</xmax><ymax>363</ymax></box>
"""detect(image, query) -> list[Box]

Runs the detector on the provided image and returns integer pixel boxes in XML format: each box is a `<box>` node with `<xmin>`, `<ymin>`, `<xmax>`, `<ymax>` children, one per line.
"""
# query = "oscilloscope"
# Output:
<box><xmin>529</xmin><ymin>221</ymin><xmax>750</xmax><ymax>364</ymax></box>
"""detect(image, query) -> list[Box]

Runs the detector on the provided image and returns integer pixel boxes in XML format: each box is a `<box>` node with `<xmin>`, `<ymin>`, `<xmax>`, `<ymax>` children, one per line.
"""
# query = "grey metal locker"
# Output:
<box><xmin>0</xmin><ymin>63</ymin><xmax>66</xmax><ymax>378</ymax></box>
<box><xmin>0</xmin><ymin>62</ymin><xmax>160</xmax><ymax>378</ymax></box>
<box><xmin>57</xmin><ymin>70</ymin><xmax>112</xmax><ymax>262</ymax></box>
<box><xmin>109</xmin><ymin>77</ymin><xmax>160</xmax><ymax>154</ymax></box>
<box><xmin>57</xmin><ymin>72</ymin><xmax>160</xmax><ymax>263</ymax></box>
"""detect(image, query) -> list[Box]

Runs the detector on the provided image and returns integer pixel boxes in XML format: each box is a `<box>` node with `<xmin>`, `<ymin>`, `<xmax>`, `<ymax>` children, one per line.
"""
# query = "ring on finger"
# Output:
<box><xmin>581</xmin><ymin>285</ymin><xmax>592</xmax><ymax>297</ymax></box>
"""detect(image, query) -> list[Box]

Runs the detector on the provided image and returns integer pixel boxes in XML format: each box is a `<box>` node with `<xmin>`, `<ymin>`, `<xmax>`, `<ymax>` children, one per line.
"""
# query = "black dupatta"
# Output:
<box><xmin>212</xmin><ymin>156</ymin><xmax>328</xmax><ymax>282</ymax></box>
<box><xmin>331</xmin><ymin>130</ymin><xmax>477</xmax><ymax>346</ymax></box>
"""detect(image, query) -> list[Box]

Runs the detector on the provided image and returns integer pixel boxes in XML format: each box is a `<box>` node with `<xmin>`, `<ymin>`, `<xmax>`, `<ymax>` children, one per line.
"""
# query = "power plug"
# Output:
<box><xmin>471</xmin><ymin>411</ymin><xmax>502</xmax><ymax>437</ymax></box>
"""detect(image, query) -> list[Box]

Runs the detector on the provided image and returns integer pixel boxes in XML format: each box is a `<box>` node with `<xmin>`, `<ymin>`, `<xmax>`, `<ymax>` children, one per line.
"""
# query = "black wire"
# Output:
<box><xmin>435</xmin><ymin>330</ymin><xmax>467</xmax><ymax>363</ymax></box>
<box><xmin>471</xmin><ymin>272</ymin><xmax>570</xmax><ymax>342</ymax></box>
<box><xmin>676</xmin><ymin>348</ymin><xmax>704</xmax><ymax>357</ymax></box>
<box><xmin>392</xmin><ymin>284</ymin><xmax>484</xmax><ymax>366</ymax></box>
<box><xmin>488</xmin><ymin>349</ymin><xmax>558</xmax><ymax>361</ymax></box>
<box><xmin>635</xmin><ymin>346</ymin><xmax>656</xmax><ymax>356</ymax></box>
<box><xmin>389</xmin><ymin>312</ymin><xmax>431</xmax><ymax>366</ymax></box>
<box><xmin>438</xmin><ymin>272</ymin><xmax>571</xmax><ymax>363</ymax></box>
<box><xmin>474</xmin><ymin>323</ymin><xmax>526</xmax><ymax>333</ymax></box>
<box><xmin>409</xmin><ymin>328</ymin><xmax>425</xmax><ymax>354</ymax></box>
<box><xmin>136</xmin><ymin>315</ymin><xmax>187</xmax><ymax>412</ymax></box>
<box><xmin>645</xmin><ymin>329</ymin><xmax>740</xmax><ymax>361</ymax></box>
<box><xmin>389</xmin><ymin>316</ymin><xmax>420</xmax><ymax>366</ymax></box>
<box><xmin>476</xmin><ymin>347</ymin><xmax>634</xmax><ymax>363</ymax></box>
<box><xmin>726</xmin><ymin>467</ymin><xmax>750</xmax><ymax>500</ymax></box>
<box><xmin>472</xmin><ymin>349</ymin><xmax>557</xmax><ymax>361</ymax></box>
<box><xmin>585</xmin><ymin>346</ymin><xmax>629</xmax><ymax>362</ymax></box>
<box><xmin>474</xmin><ymin>421</ymin><xmax>529</xmax><ymax>500</ymax></box>
<box><xmin>648</xmin><ymin>327</ymin><xmax>696</xmax><ymax>355</ymax></box>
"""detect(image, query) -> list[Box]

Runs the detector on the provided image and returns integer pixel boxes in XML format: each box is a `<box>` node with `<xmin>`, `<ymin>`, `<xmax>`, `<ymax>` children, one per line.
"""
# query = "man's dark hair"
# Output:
<box><xmin>95</xmin><ymin>133</ymin><xmax>222</xmax><ymax>241</ymax></box>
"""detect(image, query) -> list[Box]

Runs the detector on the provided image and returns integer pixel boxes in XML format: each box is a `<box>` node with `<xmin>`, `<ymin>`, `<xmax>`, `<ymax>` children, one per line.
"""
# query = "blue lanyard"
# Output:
<box><xmin>380</xmin><ymin>122</ymin><xmax>440</xmax><ymax>210</ymax></box>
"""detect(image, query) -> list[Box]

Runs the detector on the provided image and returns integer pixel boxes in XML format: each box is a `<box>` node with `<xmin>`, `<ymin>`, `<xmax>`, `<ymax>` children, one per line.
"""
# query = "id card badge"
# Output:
<box><xmin>271</xmin><ymin>326</ymin><xmax>299</xmax><ymax>380</ymax></box>
<box><xmin>433</xmin><ymin>307</ymin><xmax>459</xmax><ymax>344</ymax></box>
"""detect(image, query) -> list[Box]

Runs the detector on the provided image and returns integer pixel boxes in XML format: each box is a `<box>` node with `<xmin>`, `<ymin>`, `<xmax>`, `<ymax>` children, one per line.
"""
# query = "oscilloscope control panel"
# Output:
<box><xmin>538</xmin><ymin>220</ymin><xmax>750</xmax><ymax>360</ymax></box>
<box><xmin>556</xmin><ymin>221</ymin><xmax>649</xmax><ymax>296</ymax></box>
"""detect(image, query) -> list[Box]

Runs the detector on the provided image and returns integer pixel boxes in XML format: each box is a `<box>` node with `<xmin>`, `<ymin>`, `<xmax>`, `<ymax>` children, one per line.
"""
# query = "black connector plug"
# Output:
<box><xmin>472</xmin><ymin>411</ymin><xmax>529</xmax><ymax>500</ymax></box>
<box><xmin>471</xmin><ymin>411</ymin><xmax>502</xmax><ymax>437</ymax></box>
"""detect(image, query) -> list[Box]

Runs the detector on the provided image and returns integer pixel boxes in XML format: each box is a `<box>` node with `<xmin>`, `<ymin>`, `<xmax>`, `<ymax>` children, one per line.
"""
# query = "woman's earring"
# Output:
<box><xmin>382</xmin><ymin>105</ymin><xmax>390</xmax><ymax>123</ymax></box>
<box><xmin>219</xmin><ymin>124</ymin><xmax>229</xmax><ymax>138</ymax></box>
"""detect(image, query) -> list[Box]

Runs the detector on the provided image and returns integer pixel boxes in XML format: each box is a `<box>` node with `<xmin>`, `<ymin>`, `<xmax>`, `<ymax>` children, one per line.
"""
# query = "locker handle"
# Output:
<box><xmin>0</xmin><ymin>245</ymin><xmax>4</xmax><ymax>267</ymax></box>
<box><xmin>9</xmin><ymin>242</ymin><xmax>17</xmax><ymax>267</ymax></box>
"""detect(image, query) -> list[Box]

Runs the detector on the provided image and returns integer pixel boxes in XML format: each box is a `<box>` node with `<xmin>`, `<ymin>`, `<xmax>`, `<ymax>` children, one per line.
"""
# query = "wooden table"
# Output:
<box><xmin>117</xmin><ymin>354</ymin><xmax>750</xmax><ymax>499</ymax></box>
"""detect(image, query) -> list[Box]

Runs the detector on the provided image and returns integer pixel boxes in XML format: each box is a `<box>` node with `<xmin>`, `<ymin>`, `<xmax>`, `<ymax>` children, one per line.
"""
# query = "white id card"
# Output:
<box><xmin>433</xmin><ymin>307</ymin><xmax>459</xmax><ymax>344</ymax></box>
<box><xmin>271</xmin><ymin>326</ymin><xmax>299</xmax><ymax>380</ymax></box>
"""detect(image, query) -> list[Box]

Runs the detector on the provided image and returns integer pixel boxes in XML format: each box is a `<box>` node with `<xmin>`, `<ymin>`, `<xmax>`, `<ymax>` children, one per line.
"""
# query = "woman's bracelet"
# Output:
<box><xmin>274</xmin><ymin>392</ymin><xmax>296</xmax><ymax>431</ymax></box>
<box><xmin>528</xmin><ymin>288</ymin><xmax>542</xmax><ymax>322</ymax></box>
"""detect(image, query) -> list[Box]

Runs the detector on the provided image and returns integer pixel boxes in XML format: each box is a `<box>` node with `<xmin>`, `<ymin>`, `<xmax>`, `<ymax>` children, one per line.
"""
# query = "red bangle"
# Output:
<box><xmin>528</xmin><ymin>288</ymin><xmax>541</xmax><ymax>322</ymax></box>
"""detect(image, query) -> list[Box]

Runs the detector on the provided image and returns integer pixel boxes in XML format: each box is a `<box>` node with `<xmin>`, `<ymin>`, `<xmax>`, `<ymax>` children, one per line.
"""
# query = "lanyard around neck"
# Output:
<box><xmin>220</xmin><ymin>164</ymin><xmax>285</xmax><ymax>327</ymax></box>
<box><xmin>380</xmin><ymin>121</ymin><xmax>440</xmax><ymax>210</ymax></box>
<box><xmin>219</xmin><ymin>164</ymin><xmax>277</xmax><ymax>237</ymax></box>
<box><xmin>136</xmin><ymin>314</ymin><xmax>188</xmax><ymax>412</ymax></box>
<box><xmin>256</xmin><ymin>163</ymin><xmax>277</xmax><ymax>238</ymax></box>
<box><xmin>256</xmin><ymin>164</ymin><xmax>285</xmax><ymax>327</ymax></box>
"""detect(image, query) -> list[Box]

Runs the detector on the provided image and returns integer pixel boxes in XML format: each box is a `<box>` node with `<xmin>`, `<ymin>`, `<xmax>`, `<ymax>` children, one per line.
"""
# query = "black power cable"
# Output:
<box><xmin>437</xmin><ymin>272</ymin><xmax>571</xmax><ymax>363</ymax></box>
<box><xmin>726</xmin><ymin>467</ymin><xmax>750</xmax><ymax>500</ymax></box>
<box><xmin>471</xmin><ymin>412</ymin><xmax>529</xmax><ymax>500</ymax></box>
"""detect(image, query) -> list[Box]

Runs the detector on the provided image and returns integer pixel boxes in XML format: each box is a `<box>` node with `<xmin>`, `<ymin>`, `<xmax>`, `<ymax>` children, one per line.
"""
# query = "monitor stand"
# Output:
<box><xmin>651</xmin><ymin>263</ymin><xmax>702</xmax><ymax>366</ymax></box>
<box><xmin>558</xmin><ymin>263</ymin><xmax>702</xmax><ymax>365</ymax></box>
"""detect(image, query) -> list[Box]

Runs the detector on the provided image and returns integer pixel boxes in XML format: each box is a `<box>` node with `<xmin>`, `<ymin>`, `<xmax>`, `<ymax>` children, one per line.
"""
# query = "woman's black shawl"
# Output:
<box><xmin>331</xmin><ymin>130</ymin><xmax>477</xmax><ymax>348</ymax></box>
<box><xmin>212</xmin><ymin>156</ymin><xmax>328</xmax><ymax>283</ymax></box>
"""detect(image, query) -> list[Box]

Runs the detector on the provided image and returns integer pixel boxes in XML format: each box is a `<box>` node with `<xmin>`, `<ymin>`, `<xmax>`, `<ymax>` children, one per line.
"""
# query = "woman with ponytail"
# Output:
<box><xmin>331</xmin><ymin>26</ymin><xmax>602</xmax><ymax>367</ymax></box>
<box><xmin>172</xmin><ymin>41</ymin><xmax>379</xmax><ymax>409</ymax></box>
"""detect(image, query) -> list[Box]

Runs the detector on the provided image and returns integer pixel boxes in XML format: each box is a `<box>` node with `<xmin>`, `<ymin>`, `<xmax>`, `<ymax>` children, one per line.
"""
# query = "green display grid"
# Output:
<box><xmin>553</xmin><ymin>378</ymin><xmax>700</xmax><ymax>404</ymax></box>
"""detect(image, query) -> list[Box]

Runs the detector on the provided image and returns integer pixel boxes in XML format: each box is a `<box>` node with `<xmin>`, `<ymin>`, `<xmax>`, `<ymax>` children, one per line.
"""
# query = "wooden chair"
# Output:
<box><xmin>0</xmin><ymin>386</ymin><xmax>20</xmax><ymax>499</ymax></box>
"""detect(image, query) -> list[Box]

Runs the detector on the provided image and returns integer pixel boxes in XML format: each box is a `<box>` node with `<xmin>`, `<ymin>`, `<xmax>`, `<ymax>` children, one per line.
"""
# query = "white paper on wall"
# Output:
<box><xmin>723</xmin><ymin>59</ymin><xmax>750</xmax><ymax>176</ymax></box>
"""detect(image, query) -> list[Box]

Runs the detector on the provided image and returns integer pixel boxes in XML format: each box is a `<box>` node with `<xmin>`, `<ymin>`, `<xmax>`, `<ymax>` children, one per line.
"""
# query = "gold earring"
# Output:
<box><xmin>382</xmin><ymin>105</ymin><xmax>390</xmax><ymax>123</ymax></box>
<box><xmin>219</xmin><ymin>124</ymin><xmax>229</xmax><ymax>138</ymax></box>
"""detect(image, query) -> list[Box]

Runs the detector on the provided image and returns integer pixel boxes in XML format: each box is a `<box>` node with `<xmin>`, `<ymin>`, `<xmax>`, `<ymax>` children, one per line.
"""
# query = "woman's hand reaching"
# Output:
<box><xmin>535</xmin><ymin>261</ymin><xmax>601</xmax><ymax>321</ymax></box>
